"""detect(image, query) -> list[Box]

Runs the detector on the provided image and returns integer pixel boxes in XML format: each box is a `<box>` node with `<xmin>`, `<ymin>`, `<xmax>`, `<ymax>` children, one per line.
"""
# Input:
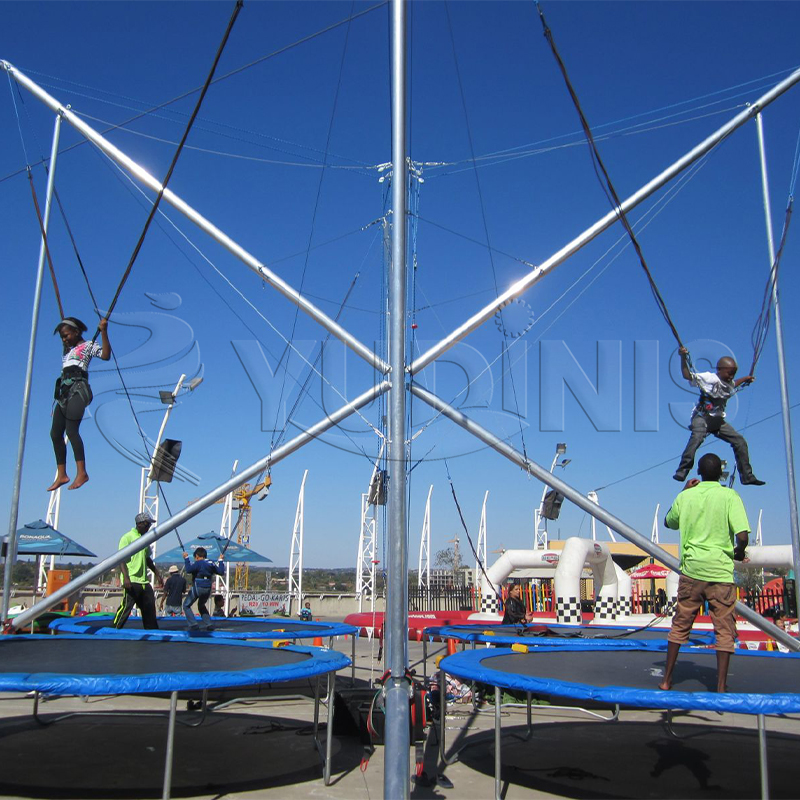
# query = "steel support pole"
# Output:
<box><xmin>410</xmin><ymin>383</ymin><xmax>800</xmax><ymax>651</ymax></box>
<box><xmin>755</xmin><ymin>113</ymin><xmax>800</xmax><ymax>622</ymax></box>
<box><xmin>409</xmin><ymin>67</ymin><xmax>800</xmax><ymax>376</ymax></box>
<box><xmin>8</xmin><ymin>381</ymin><xmax>390</xmax><ymax>631</ymax></box>
<box><xmin>2</xmin><ymin>113</ymin><xmax>63</xmax><ymax>622</ymax></box>
<box><xmin>384</xmin><ymin>1</ymin><xmax>410</xmax><ymax>797</ymax></box>
<box><xmin>0</xmin><ymin>60</ymin><xmax>388</xmax><ymax>375</ymax></box>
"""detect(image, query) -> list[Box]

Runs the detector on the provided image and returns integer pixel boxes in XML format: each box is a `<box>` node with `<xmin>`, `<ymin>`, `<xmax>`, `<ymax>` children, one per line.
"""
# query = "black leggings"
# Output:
<box><xmin>51</xmin><ymin>393</ymin><xmax>88</xmax><ymax>464</ymax></box>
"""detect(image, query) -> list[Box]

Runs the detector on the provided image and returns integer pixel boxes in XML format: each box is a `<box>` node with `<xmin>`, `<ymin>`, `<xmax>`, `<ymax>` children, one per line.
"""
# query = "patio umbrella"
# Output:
<box><xmin>629</xmin><ymin>563</ymin><xmax>671</xmax><ymax>580</ymax></box>
<box><xmin>11</xmin><ymin>519</ymin><xmax>97</xmax><ymax>558</ymax></box>
<box><xmin>154</xmin><ymin>531</ymin><xmax>271</xmax><ymax>564</ymax></box>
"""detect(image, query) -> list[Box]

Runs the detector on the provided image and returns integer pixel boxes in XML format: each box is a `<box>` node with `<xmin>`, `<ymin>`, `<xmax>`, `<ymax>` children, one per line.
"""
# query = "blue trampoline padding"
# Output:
<box><xmin>0</xmin><ymin>635</ymin><xmax>349</xmax><ymax>696</ymax></box>
<box><xmin>50</xmin><ymin>615</ymin><xmax>357</xmax><ymax>640</ymax></box>
<box><xmin>440</xmin><ymin>645</ymin><xmax>800</xmax><ymax>715</ymax></box>
<box><xmin>426</xmin><ymin>624</ymin><xmax>712</xmax><ymax>648</ymax></box>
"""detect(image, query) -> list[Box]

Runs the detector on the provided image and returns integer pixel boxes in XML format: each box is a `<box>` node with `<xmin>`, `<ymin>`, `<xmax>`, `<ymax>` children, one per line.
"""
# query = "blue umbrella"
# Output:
<box><xmin>13</xmin><ymin>519</ymin><xmax>97</xmax><ymax>558</ymax></box>
<box><xmin>154</xmin><ymin>531</ymin><xmax>271</xmax><ymax>564</ymax></box>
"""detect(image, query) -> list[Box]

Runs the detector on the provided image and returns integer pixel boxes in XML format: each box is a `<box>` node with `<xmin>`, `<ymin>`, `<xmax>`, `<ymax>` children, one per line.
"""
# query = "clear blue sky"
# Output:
<box><xmin>1</xmin><ymin>1</ymin><xmax>799</xmax><ymax>569</ymax></box>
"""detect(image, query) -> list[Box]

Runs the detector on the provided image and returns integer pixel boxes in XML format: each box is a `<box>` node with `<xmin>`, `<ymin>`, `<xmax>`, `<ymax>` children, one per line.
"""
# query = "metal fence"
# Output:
<box><xmin>738</xmin><ymin>586</ymin><xmax>795</xmax><ymax>617</ymax></box>
<box><xmin>407</xmin><ymin>585</ymin><xmax>474</xmax><ymax>612</ymax></box>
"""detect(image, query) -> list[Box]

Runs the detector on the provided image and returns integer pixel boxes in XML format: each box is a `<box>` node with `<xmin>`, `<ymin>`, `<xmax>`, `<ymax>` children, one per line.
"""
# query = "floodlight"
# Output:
<box><xmin>188</xmin><ymin>376</ymin><xmax>204</xmax><ymax>391</ymax></box>
<box><xmin>556</xmin><ymin>443</ymin><xmax>567</xmax><ymax>455</ymax></box>
<box><xmin>558</xmin><ymin>458</ymin><xmax>572</xmax><ymax>468</ymax></box>
<box><xmin>158</xmin><ymin>390</ymin><xmax>175</xmax><ymax>405</ymax></box>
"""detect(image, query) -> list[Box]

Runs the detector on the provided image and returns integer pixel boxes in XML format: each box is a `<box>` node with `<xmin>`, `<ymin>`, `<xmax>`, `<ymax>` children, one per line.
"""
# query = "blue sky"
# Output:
<box><xmin>1</xmin><ymin>1</ymin><xmax>799</xmax><ymax>570</ymax></box>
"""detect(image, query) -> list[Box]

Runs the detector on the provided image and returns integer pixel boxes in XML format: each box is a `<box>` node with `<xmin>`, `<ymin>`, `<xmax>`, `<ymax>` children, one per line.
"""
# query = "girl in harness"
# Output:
<box><xmin>673</xmin><ymin>347</ymin><xmax>764</xmax><ymax>486</ymax></box>
<box><xmin>47</xmin><ymin>316</ymin><xmax>111</xmax><ymax>491</ymax></box>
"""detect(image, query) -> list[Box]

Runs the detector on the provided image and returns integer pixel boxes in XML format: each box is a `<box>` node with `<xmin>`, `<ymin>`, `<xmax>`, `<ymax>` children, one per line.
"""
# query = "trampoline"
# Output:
<box><xmin>438</xmin><ymin>642</ymin><xmax>800</xmax><ymax>799</ymax></box>
<box><xmin>421</xmin><ymin>623</ymin><xmax>714</xmax><ymax>678</ymax></box>
<box><xmin>50</xmin><ymin>615</ymin><xmax>359</xmax><ymax>681</ymax></box>
<box><xmin>0</xmin><ymin>634</ymin><xmax>350</xmax><ymax>799</ymax></box>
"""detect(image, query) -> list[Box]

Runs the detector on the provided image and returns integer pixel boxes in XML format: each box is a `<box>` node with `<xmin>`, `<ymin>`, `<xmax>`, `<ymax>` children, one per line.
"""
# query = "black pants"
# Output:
<box><xmin>51</xmin><ymin>392</ymin><xmax>89</xmax><ymax>464</ymax></box>
<box><xmin>113</xmin><ymin>583</ymin><xmax>159</xmax><ymax>629</ymax></box>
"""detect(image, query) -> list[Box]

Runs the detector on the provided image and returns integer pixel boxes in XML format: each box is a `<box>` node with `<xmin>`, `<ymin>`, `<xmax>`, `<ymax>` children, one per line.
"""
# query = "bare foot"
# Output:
<box><xmin>658</xmin><ymin>681</ymin><xmax>672</xmax><ymax>691</ymax></box>
<box><xmin>68</xmin><ymin>473</ymin><xmax>89</xmax><ymax>490</ymax></box>
<box><xmin>47</xmin><ymin>475</ymin><xmax>70</xmax><ymax>492</ymax></box>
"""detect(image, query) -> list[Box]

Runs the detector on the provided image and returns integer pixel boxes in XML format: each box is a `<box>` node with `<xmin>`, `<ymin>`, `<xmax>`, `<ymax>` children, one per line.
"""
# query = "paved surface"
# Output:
<box><xmin>0</xmin><ymin>623</ymin><xmax>798</xmax><ymax>799</ymax></box>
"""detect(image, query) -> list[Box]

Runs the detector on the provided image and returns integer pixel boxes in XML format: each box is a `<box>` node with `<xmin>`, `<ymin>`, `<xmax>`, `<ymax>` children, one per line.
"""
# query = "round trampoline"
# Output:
<box><xmin>50</xmin><ymin>615</ymin><xmax>356</xmax><ymax>640</ymax></box>
<box><xmin>50</xmin><ymin>616</ymin><xmax>359</xmax><ymax>682</ymax></box>
<box><xmin>420</xmin><ymin>623</ymin><xmax>714</xmax><ymax>679</ymax></box>
<box><xmin>0</xmin><ymin>635</ymin><xmax>349</xmax><ymax>798</ymax></box>
<box><xmin>426</xmin><ymin>622</ymin><xmax>714</xmax><ymax>646</ymax></box>
<box><xmin>437</xmin><ymin>643</ymin><xmax>800</xmax><ymax>799</ymax></box>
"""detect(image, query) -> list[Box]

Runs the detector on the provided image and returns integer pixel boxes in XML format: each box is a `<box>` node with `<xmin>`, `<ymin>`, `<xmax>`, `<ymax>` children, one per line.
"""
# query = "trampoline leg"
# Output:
<box><xmin>758</xmin><ymin>714</ymin><xmax>769</xmax><ymax>800</ymax></box>
<box><xmin>351</xmin><ymin>635</ymin><xmax>356</xmax><ymax>685</ymax></box>
<box><xmin>494</xmin><ymin>686</ymin><xmax>502</xmax><ymax>800</ymax></box>
<box><xmin>422</xmin><ymin>636</ymin><xmax>427</xmax><ymax>680</ymax></box>
<box><xmin>439</xmin><ymin>665</ymin><xmax>445</xmax><ymax>757</ymax></box>
<box><xmin>525</xmin><ymin>691</ymin><xmax>533</xmax><ymax>740</ymax></box>
<box><xmin>162</xmin><ymin>691</ymin><xmax>178</xmax><ymax>800</ymax></box>
<box><xmin>325</xmin><ymin>672</ymin><xmax>335</xmax><ymax>785</ymax></box>
<box><xmin>313</xmin><ymin>675</ymin><xmax>321</xmax><ymax>741</ymax></box>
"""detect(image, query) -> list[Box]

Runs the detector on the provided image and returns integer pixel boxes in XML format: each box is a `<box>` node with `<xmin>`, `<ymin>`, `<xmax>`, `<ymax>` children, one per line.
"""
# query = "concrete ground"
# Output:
<box><xmin>0</xmin><ymin>627</ymin><xmax>798</xmax><ymax>800</ymax></box>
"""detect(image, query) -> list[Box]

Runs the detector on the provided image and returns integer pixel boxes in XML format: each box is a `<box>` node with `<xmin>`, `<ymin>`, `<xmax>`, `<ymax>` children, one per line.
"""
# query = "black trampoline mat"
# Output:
<box><xmin>451</xmin><ymin>624</ymin><xmax>681</xmax><ymax>640</ymax></box>
<box><xmin>0</xmin><ymin>637</ymin><xmax>309</xmax><ymax>676</ymax></box>
<box><xmin>70</xmin><ymin>617</ymin><xmax>333</xmax><ymax>633</ymax></box>
<box><xmin>484</xmin><ymin>650</ymin><xmax>800</xmax><ymax>695</ymax></box>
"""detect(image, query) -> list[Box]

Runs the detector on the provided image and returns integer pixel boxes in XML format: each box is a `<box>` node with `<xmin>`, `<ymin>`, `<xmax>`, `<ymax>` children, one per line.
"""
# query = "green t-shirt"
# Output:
<box><xmin>665</xmin><ymin>481</ymin><xmax>750</xmax><ymax>583</ymax></box>
<box><xmin>118</xmin><ymin>527</ymin><xmax>148</xmax><ymax>585</ymax></box>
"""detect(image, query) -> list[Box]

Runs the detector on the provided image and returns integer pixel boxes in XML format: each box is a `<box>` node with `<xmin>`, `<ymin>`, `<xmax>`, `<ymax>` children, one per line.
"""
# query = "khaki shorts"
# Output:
<box><xmin>667</xmin><ymin>575</ymin><xmax>737</xmax><ymax>652</ymax></box>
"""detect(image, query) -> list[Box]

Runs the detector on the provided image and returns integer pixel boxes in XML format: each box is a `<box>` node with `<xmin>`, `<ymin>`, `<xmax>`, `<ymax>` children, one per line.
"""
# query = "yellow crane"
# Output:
<box><xmin>230</xmin><ymin>476</ymin><xmax>272</xmax><ymax>590</ymax></box>
<box><xmin>187</xmin><ymin>475</ymin><xmax>272</xmax><ymax>590</ymax></box>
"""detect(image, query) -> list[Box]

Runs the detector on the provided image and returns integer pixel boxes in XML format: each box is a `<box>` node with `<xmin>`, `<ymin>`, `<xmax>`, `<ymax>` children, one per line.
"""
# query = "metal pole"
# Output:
<box><xmin>8</xmin><ymin>381</ymin><xmax>391</xmax><ymax>631</ymax></box>
<box><xmin>409</xmin><ymin>67</ymin><xmax>800</xmax><ymax>376</ymax></box>
<box><xmin>0</xmin><ymin>61</ymin><xmax>388</xmax><ymax>375</ymax></box>
<box><xmin>755</xmin><ymin>113</ymin><xmax>800</xmax><ymax>622</ymax></box>
<box><xmin>384</xmin><ymin>1</ymin><xmax>410</xmax><ymax>796</ymax></box>
<box><xmin>757</xmin><ymin>714</ymin><xmax>769</xmax><ymax>800</ymax></box>
<box><xmin>494</xmin><ymin>685</ymin><xmax>502</xmax><ymax>800</ymax></box>
<box><xmin>2</xmin><ymin>113</ymin><xmax>63</xmax><ymax>622</ymax></box>
<box><xmin>162</xmin><ymin>690</ymin><xmax>178</xmax><ymax>800</ymax></box>
<box><xmin>410</xmin><ymin>383</ymin><xmax>800</xmax><ymax>651</ymax></box>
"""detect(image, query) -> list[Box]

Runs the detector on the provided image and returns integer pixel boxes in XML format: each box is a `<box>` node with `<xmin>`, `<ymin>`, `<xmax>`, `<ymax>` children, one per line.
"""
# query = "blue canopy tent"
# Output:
<box><xmin>11</xmin><ymin>520</ymin><xmax>97</xmax><ymax>558</ymax></box>
<box><xmin>154</xmin><ymin>532</ymin><xmax>271</xmax><ymax>564</ymax></box>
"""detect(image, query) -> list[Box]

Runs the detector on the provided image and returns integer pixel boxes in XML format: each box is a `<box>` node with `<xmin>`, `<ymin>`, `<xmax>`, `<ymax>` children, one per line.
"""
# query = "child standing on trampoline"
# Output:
<box><xmin>182</xmin><ymin>547</ymin><xmax>224</xmax><ymax>630</ymax></box>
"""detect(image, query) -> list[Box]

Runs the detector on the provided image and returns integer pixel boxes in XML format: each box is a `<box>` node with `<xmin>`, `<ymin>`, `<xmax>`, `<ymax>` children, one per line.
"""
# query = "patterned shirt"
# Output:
<box><xmin>62</xmin><ymin>340</ymin><xmax>102</xmax><ymax>372</ymax></box>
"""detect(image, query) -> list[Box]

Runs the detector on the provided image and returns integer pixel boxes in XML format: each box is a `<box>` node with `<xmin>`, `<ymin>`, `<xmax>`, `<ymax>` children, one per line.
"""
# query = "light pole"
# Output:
<box><xmin>534</xmin><ymin>443</ymin><xmax>570</xmax><ymax>549</ymax></box>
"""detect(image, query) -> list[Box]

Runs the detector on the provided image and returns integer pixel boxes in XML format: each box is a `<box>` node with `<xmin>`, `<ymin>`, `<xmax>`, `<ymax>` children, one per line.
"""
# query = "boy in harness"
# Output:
<box><xmin>673</xmin><ymin>347</ymin><xmax>764</xmax><ymax>486</ymax></box>
<box><xmin>182</xmin><ymin>547</ymin><xmax>225</xmax><ymax>630</ymax></box>
<box><xmin>48</xmin><ymin>317</ymin><xmax>111</xmax><ymax>491</ymax></box>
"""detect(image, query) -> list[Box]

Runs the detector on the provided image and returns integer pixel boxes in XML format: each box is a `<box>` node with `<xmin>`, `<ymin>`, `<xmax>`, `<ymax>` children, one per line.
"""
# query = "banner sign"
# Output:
<box><xmin>238</xmin><ymin>592</ymin><xmax>290</xmax><ymax>615</ymax></box>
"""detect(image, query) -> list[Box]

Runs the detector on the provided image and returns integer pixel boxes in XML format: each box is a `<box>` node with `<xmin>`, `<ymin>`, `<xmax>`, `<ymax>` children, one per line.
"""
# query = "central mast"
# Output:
<box><xmin>384</xmin><ymin>0</ymin><xmax>410</xmax><ymax>796</ymax></box>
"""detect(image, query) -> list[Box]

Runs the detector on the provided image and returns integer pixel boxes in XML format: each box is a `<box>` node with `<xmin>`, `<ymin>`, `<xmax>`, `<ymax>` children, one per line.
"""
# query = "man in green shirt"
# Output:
<box><xmin>659</xmin><ymin>453</ymin><xmax>749</xmax><ymax>693</ymax></box>
<box><xmin>113</xmin><ymin>512</ymin><xmax>163</xmax><ymax>629</ymax></box>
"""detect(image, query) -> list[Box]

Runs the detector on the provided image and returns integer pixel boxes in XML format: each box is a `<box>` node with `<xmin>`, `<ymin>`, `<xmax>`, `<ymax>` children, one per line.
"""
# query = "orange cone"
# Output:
<box><xmin>446</xmin><ymin>638</ymin><xmax>457</xmax><ymax>656</ymax></box>
<box><xmin>312</xmin><ymin>636</ymin><xmax>324</xmax><ymax>647</ymax></box>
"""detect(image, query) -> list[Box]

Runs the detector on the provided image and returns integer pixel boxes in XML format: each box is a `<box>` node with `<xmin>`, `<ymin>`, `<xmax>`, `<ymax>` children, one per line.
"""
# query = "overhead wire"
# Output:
<box><xmin>96</xmin><ymin>144</ymin><xmax>385</xmax><ymax>452</ymax></box>
<box><xmin>96</xmin><ymin>0</ymin><xmax>244</xmax><ymax>339</ymax></box>
<box><xmin>534</xmin><ymin>0</ymin><xmax>690</xmax><ymax>355</ymax></box>
<box><xmin>269</xmin><ymin>0</ymin><xmax>357</xmax><ymax>456</ymax></box>
<box><xmin>0</xmin><ymin>1</ymin><xmax>388</xmax><ymax>186</ymax></box>
<box><xmin>443</xmin><ymin>0</ymin><xmax>529</xmax><ymax>464</ymax></box>
<box><xmin>594</xmin><ymin>399</ymin><xmax>800</xmax><ymax>493</ymax></box>
<box><xmin>407</xmin><ymin>154</ymin><xmax>713</xmax><ymax>454</ymax></box>
<box><xmin>6</xmin><ymin>72</ymin><xmax>65</xmax><ymax>317</ymax></box>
